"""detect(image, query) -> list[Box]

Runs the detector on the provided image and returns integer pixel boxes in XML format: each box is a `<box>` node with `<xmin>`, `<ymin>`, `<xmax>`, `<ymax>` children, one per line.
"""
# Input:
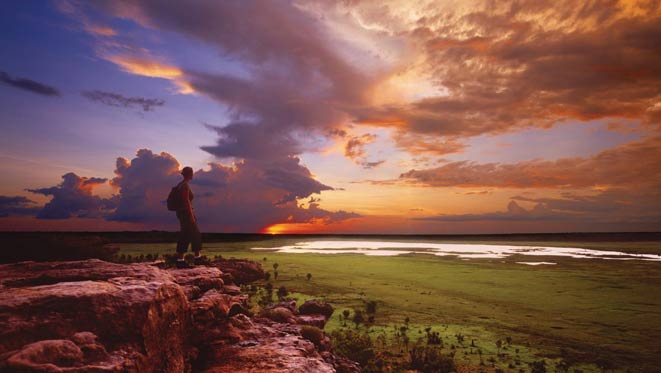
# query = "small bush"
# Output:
<box><xmin>300</xmin><ymin>325</ymin><xmax>324</xmax><ymax>346</ymax></box>
<box><xmin>330</xmin><ymin>329</ymin><xmax>374</xmax><ymax>367</ymax></box>
<box><xmin>262</xmin><ymin>307</ymin><xmax>293</xmax><ymax>323</ymax></box>
<box><xmin>409</xmin><ymin>344</ymin><xmax>456</xmax><ymax>373</ymax></box>
<box><xmin>366</xmin><ymin>300</ymin><xmax>377</xmax><ymax>314</ymax></box>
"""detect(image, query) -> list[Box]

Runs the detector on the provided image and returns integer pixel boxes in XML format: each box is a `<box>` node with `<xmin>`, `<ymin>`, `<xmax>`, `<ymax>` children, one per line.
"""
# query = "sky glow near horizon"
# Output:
<box><xmin>0</xmin><ymin>0</ymin><xmax>659</xmax><ymax>233</ymax></box>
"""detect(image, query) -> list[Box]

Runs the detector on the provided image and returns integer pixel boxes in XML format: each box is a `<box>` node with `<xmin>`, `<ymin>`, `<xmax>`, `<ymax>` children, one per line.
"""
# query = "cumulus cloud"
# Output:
<box><xmin>81</xmin><ymin>90</ymin><xmax>165</xmax><ymax>112</ymax></box>
<box><xmin>109</xmin><ymin>148</ymin><xmax>182</xmax><ymax>223</ymax></box>
<box><xmin>400</xmin><ymin>136</ymin><xmax>661</xmax><ymax>188</ymax></box>
<box><xmin>107</xmin><ymin>149</ymin><xmax>356</xmax><ymax>231</ymax></box>
<box><xmin>0</xmin><ymin>71</ymin><xmax>60</xmax><ymax>97</ymax></box>
<box><xmin>0</xmin><ymin>196</ymin><xmax>40</xmax><ymax>217</ymax></box>
<box><xmin>27</xmin><ymin>173</ymin><xmax>115</xmax><ymax>219</ymax></box>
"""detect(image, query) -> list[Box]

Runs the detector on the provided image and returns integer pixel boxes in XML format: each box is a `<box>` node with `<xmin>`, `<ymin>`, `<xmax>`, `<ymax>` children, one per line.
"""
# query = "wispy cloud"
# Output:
<box><xmin>104</xmin><ymin>55</ymin><xmax>194</xmax><ymax>94</ymax></box>
<box><xmin>399</xmin><ymin>136</ymin><xmax>661</xmax><ymax>189</ymax></box>
<box><xmin>82</xmin><ymin>90</ymin><xmax>164</xmax><ymax>112</ymax></box>
<box><xmin>0</xmin><ymin>71</ymin><xmax>60</xmax><ymax>97</ymax></box>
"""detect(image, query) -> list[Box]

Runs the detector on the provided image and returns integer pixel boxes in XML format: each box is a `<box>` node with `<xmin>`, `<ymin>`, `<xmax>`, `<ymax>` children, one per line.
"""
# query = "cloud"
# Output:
<box><xmin>419</xmin><ymin>186</ymin><xmax>661</xmax><ymax>226</ymax></box>
<box><xmin>27</xmin><ymin>173</ymin><xmax>115</xmax><ymax>219</ymax></box>
<box><xmin>104</xmin><ymin>55</ymin><xmax>194</xmax><ymax>94</ymax></box>
<box><xmin>343</xmin><ymin>133</ymin><xmax>386</xmax><ymax>169</ymax></box>
<box><xmin>109</xmin><ymin>149</ymin><xmax>181</xmax><ymax>223</ymax></box>
<box><xmin>349</xmin><ymin>0</ymin><xmax>661</xmax><ymax>138</ymax></box>
<box><xmin>64</xmin><ymin>0</ymin><xmax>661</xmax><ymax>163</ymax></box>
<box><xmin>82</xmin><ymin>90</ymin><xmax>165</xmax><ymax>112</ymax></box>
<box><xmin>417</xmin><ymin>200</ymin><xmax>568</xmax><ymax>222</ymax></box>
<box><xmin>83</xmin><ymin>0</ymin><xmax>373</xmax><ymax>162</ymax></box>
<box><xmin>0</xmin><ymin>71</ymin><xmax>60</xmax><ymax>97</ymax></box>
<box><xmin>107</xmin><ymin>148</ymin><xmax>356</xmax><ymax>231</ymax></box>
<box><xmin>399</xmin><ymin>136</ymin><xmax>661</xmax><ymax>188</ymax></box>
<box><xmin>0</xmin><ymin>196</ymin><xmax>40</xmax><ymax>217</ymax></box>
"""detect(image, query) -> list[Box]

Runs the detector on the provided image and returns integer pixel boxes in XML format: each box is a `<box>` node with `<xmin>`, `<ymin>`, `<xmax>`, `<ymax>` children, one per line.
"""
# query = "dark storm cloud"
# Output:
<box><xmin>74</xmin><ymin>0</ymin><xmax>660</xmax><ymax>161</ymax></box>
<box><xmin>26</xmin><ymin>173</ymin><xmax>114</xmax><ymax>219</ymax></box>
<box><xmin>0</xmin><ymin>196</ymin><xmax>40</xmax><ymax>217</ymax></box>
<box><xmin>108</xmin><ymin>149</ymin><xmax>356</xmax><ymax>231</ymax></box>
<box><xmin>261</xmin><ymin>157</ymin><xmax>333</xmax><ymax>205</ymax></box>
<box><xmin>82</xmin><ymin>90</ymin><xmax>164</xmax><ymax>112</ymax></box>
<box><xmin>0</xmin><ymin>71</ymin><xmax>60</xmax><ymax>97</ymax></box>
<box><xmin>91</xmin><ymin>0</ymin><xmax>371</xmax><ymax>161</ymax></box>
<box><xmin>109</xmin><ymin>148</ymin><xmax>181</xmax><ymax>223</ymax></box>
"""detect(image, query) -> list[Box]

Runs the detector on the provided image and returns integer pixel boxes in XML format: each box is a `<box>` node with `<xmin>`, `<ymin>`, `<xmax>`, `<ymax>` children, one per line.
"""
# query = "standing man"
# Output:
<box><xmin>175</xmin><ymin>166</ymin><xmax>202</xmax><ymax>268</ymax></box>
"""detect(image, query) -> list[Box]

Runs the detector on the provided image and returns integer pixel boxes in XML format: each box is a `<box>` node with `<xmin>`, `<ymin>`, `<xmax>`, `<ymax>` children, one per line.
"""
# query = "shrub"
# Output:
<box><xmin>329</xmin><ymin>329</ymin><xmax>374</xmax><ymax>367</ymax></box>
<box><xmin>300</xmin><ymin>325</ymin><xmax>324</xmax><ymax>346</ymax></box>
<box><xmin>366</xmin><ymin>300</ymin><xmax>377</xmax><ymax>314</ymax></box>
<box><xmin>409</xmin><ymin>344</ymin><xmax>456</xmax><ymax>373</ymax></box>
<box><xmin>263</xmin><ymin>307</ymin><xmax>293</xmax><ymax>323</ymax></box>
<box><xmin>352</xmin><ymin>310</ymin><xmax>364</xmax><ymax>328</ymax></box>
<box><xmin>277</xmin><ymin>285</ymin><xmax>288</xmax><ymax>300</ymax></box>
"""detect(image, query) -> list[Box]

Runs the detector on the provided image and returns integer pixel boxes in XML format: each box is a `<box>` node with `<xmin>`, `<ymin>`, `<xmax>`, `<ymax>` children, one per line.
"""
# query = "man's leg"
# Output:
<box><xmin>191</xmin><ymin>221</ymin><xmax>203</xmax><ymax>264</ymax></box>
<box><xmin>176</xmin><ymin>213</ymin><xmax>191</xmax><ymax>267</ymax></box>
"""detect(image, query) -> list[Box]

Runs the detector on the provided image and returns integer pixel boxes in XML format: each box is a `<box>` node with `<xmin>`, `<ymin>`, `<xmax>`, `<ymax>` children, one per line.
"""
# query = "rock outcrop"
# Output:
<box><xmin>0</xmin><ymin>258</ymin><xmax>359</xmax><ymax>372</ymax></box>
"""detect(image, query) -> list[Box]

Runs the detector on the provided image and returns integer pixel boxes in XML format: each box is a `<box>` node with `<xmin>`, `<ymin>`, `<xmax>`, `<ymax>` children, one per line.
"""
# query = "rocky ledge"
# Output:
<box><xmin>0</xmin><ymin>259</ymin><xmax>359</xmax><ymax>372</ymax></box>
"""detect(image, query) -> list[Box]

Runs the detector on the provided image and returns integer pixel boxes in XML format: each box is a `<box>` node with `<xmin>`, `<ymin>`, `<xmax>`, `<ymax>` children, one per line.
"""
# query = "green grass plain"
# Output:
<box><xmin>118</xmin><ymin>239</ymin><xmax>661</xmax><ymax>372</ymax></box>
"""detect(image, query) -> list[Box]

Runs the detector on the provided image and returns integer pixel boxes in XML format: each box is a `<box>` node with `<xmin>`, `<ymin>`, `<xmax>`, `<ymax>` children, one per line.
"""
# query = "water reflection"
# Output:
<box><xmin>251</xmin><ymin>241</ymin><xmax>661</xmax><ymax>261</ymax></box>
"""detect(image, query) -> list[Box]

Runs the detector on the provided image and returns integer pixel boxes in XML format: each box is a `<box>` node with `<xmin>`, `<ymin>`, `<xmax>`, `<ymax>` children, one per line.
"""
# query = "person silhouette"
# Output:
<box><xmin>174</xmin><ymin>166</ymin><xmax>202</xmax><ymax>268</ymax></box>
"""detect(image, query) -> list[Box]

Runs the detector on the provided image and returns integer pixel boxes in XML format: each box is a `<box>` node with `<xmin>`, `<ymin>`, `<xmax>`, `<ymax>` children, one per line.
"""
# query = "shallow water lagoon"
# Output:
<box><xmin>251</xmin><ymin>240</ymin><xmax>661</xmax><ymax>261</ymax></box>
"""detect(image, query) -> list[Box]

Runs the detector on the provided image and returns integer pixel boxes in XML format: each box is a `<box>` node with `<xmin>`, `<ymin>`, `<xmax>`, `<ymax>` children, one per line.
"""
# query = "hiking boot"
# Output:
<box><xmin>175</xmin><ymin>260</ymin><xmax>191</xmax><ymax>269</ymax></box>
<box><xmin>193</xmin><ymin>256</ymin><xmax>205</xmax><ymax>266</ymax></box>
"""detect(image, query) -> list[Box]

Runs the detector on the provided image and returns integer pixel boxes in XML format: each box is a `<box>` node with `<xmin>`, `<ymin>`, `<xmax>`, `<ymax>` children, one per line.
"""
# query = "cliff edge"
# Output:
<box><xmin>0</xmin><ymin>259</ymin><xmax>359</xmax><ymax>372</ymax></box>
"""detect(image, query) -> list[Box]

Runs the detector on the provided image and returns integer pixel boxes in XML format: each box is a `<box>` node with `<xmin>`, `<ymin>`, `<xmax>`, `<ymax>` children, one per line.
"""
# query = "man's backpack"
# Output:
<box><xmin>167</xmin><ymin>184</ymin><xmax>184</xmax><ymax>211</ymax></box>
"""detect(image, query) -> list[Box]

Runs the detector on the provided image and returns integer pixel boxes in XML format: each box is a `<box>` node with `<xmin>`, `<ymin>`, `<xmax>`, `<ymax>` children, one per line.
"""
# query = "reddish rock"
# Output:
<box><xmin>0</xmin><ymin>259</ymin><xmax>169</xmax><ymax>289</ymax></box>
<box><xmin>261</xmin><ymin>306</ymin><xmax>298</xmax><ymax>324</ymax></box>
<box><xmin>299</xmin><ymin>299</ymin><xmax>335</xmax><ymax>319</ymax></box>
<box><xmin>222</xmin><ymin>284</ymin><xmax>241</xmax><ymax>295</ymax></box>
<box><xmin>270</xmin><ymin>300</ymin><xmax>297</xmax><ymax>313</ymax></box>
<box><xmin>212</xmin><ymin>258</ymin><xmax>264</xmax><ymax>284</ymax></box>
<box><xmin>169</xmin><ymin>266</ymin><xmax>224</xmax><ymax>294</ymax></box>
<box><xmin>0</xmin><ymin>260</ymin><xmax>198</xmax><ymax>371</ymax></box>
<box><xmin>196</xmin><ymin>315</ymin><xmax>337</xmax><ymax>373</ymax></box>
<box><xmin>297</xmin><ymin>314</ymin><xmax>329</xmax><ymax>329</ymax></box>
<box><xmin>0</xmin><ymin>259</ymin><xmax>358</xmax><ymax>373</ymax></box>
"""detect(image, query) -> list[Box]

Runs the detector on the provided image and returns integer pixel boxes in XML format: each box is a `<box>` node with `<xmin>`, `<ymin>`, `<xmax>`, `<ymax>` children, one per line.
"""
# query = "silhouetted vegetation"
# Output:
<box><xmin>0</xmin><ymin>233</ymin><xmax>119</xmax><ymax>263</ymax></box>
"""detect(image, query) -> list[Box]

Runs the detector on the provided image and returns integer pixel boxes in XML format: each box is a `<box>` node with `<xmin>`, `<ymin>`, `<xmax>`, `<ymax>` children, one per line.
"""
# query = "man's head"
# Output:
<box><xmin>181</xmin><ymin>166</ymin><xmax>194</xmax><ymax>180</ymax></box>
